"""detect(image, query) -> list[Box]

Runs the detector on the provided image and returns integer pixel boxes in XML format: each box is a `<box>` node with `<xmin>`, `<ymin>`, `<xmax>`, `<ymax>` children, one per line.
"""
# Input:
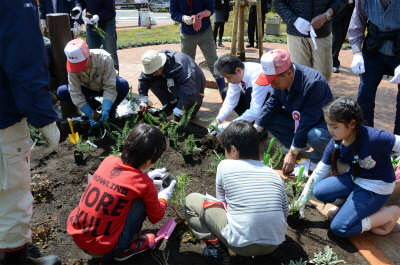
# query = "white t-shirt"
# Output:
<box><xmin>216</xmin><ymin>159</ymin><xmax>289</xmax><ymax>247</ymax></box>
<box><xmin>216</xmin><ymin>62</ymin><xmax>273</xmax><ymax>123</ymax></box>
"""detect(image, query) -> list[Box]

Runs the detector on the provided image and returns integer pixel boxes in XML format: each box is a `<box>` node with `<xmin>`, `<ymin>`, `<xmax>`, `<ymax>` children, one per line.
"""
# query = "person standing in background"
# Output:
<box><xmin>213</xmin><ymin>0</ymin><xmax>230</xmax><ymax>47</ymax></box>
<box><xmin>331</xmin><ymin>0</ymin><xmax>354</xmax><ymax>73</ymax></box>
<box><xmin>246</xmin><ymin>0</ymin><xmax>271</xmax><ymax>48</ymax></box>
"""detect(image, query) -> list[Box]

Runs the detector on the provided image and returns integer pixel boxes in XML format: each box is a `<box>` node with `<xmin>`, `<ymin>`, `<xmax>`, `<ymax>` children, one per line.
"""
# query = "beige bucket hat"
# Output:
<box><xmin>141</xmin><ymin>50</ymin><xmax>167</xmax><ymax>74</ymax></box>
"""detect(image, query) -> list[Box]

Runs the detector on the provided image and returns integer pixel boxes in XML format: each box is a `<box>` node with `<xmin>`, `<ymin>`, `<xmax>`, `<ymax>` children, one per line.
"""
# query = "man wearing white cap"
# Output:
<box><xmin>254</xmin><ymin>49</ymin><xmax>332</xmax><ymax>174</ymax></box>
<box><xmin>57</xmin><ymin>39</ymin><xmax>129</xmax><ymax>127</ymax></box>
<box><xmin>138</xmin><ymin>50</ymin><xmax>205</xmax><ymax>118</ymax></box>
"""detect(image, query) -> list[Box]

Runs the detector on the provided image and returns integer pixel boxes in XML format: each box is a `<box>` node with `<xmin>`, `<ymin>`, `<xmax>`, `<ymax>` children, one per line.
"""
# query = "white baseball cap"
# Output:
<box><xmin>64</xmin><ymin>38</ymin><xmax>90</xmax><ymax>73</ymax></box>
<box><xmin>141</xmin><ymin>50</ymin><xmax>167</xmax><ymax>75</ymax></box>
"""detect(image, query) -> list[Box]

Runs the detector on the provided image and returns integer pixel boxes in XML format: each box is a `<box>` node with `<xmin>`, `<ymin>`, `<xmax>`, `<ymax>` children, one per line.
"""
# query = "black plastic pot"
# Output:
<box><xmin>182</xmin><ymin>153</ymin><xmax>194</xmax><ymax>164</ymax></box>
<box><xmin>74</xmin><ymin>150</ymin><xmax>86</xmax><ymax>165</ymax></box>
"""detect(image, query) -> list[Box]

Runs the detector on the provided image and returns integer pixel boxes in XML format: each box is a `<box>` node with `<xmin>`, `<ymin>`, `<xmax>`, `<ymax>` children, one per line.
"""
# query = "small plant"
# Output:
<box><xmin>288</xmin><ymin>165</ymin><xmax>308</xmax><ymax>214</ymax></box>
<box><xmin>105</xmin><ymin>121</ymin><xmax>131</xmax><ymax>157</ymax></box>
<box><xmin>282</xmin><ymin>259</ymin><xmax>308</xmax><ymax>265</ymax></box>
<box><xmin>263</xmin><ymin>137</ymin><xmax>285</xmax><ymax>169</ymax></box>
<box><xmin>28</xmin><ymin>123</ymin><xmax>47</xmax><ymax>145</ymax></box>
<box><xmin>209</xmin><ymin>151</ymin><xmax>225</xmax><ymax>172</ymax></box>
<box><xmin>182</xmin><ymin>134</ymin><xmax>197</xmax><ymax>155</ymax></box>
<box><xmin>31</xmin><ymin>218</ymin><xmax>57</xmax><ymax>245</ymax></box>
<box><xmin>310</xmin><ymin>246</ymin><xmax>344</xmax><ymax>265</ymax></box>
<box><xmin>169</xmin><ymin>174</ymin><xmax>191</xmax><ymax>207</ymax></box>
<box><xmin>31</xmin><ymin>174</ymin><xmax>51</xmax><ymax>202</ymax></box>
<box><xmin>75</xmin><ymin>138</ymin><xmax>94</xmax><ymax>155</ymax></box>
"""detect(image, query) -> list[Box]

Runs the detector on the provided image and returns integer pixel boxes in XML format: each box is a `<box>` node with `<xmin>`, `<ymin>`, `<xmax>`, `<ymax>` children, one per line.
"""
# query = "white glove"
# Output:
<box><xmin>182</xmin><ymin>15</ymin><xmax>193</xmax><ymax>25</ymax></box>
<box><xmin>390</xmin><ymin>65</ymin><xmax>400</xmax><ymax>84</ymax></box>
<box><xmin>39</xmin><ymin>122</ymin><xmax>60</xmax><ymax>157</ymax></box>
<box><xmin>293</xmin><ymin>17</ymin><xmax>311</xmax><ymax>35</ymax></box>
<box><xmin>253</xmin><ymin>123</ymin><xmax>263</xmax><ymax>133</ymax></box>
<box><xmin>207</xmin><ymin>119</ymin><xmax>220</xmax><ymax>136</ymax></box>
<box><xmin>71</xmin><ymin>6</ymin><xmax>82</xmax><ymax>19</ymax></box>
<box><xmin>215</xmin><ymin>122</ymin><xmax>229</xmax><ymax>136</ymax></box>
<box><xmin>40</xmin><ymin>19</ymin><xmax>47</xmax><ymax>31</ymax></box>
<box><xmin>89</xmin><ymin>14</ymin><xmax>99</xmax><ymax>24</ymax></box>
<box><xmin>82</xmin><ymin>9</ymin><xmax>91</xmax><ymax>24</ymax></box>
<box><xmin>158</xmin><ymin>180</ymin><xmax>176</xmax><ymax>201</ymax></box>
<box><xmin>148</xmin><ymin>168</ymin><xmax>167</xmax><ymax>180</ymax></box>
<box><xmin>351</xmin><ymin>53</ymin><xmax>365</xmax><ymax>75</ymax></box>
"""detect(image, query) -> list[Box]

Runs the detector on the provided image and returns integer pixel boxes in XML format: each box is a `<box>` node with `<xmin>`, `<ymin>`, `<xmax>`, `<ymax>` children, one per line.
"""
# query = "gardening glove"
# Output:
<box><xmin>71</xmin><ymin>6</ymin><xmax>82</xmax><ymax>19</ymax></box>
<box><xmin>293</xmin><ymin>17</ymin><xmax>311</xmax><ymax>35</ymax></box>
<box><xmin>82</xmin><ymin>9</ymin><xmax>91</xmax><ymax>24</ymax></box>
<box><xmin>148</xmin><ymin>168</ymin><xmax>167</xmax><ymax>180</ymax></box>
<box><xmin>88</xmin><ymin>14</ymin><xmax>99</xmax><ymax>25</ymax></box>
<box><xmin>81</xmin><ymin>103</ymin><xmax>100</xmax><ymax>127</ymax></box>
<box><xmin>158</xmin><ymin>179</ymin><xmax>177</xmax><ymax>202</ymax></box>
<box><xmin>100</xmin><ymin>99</ymin><xmax>113</xmax><ymax>122</ymax></box>
<box><xmin>207</xmin><ymin>119</ymin><xmax>220</xmax><ymax>136</ymax></box>
<box><xmin>173</xmin><ymin>107</ymin><xmax>183</xmax><ymax>118</ymax></box>
<box><xmin>39</xmin><ymin>122</ymin><xmax>60</xmax><ymax>157</ymax></box>
<box><xmin>253</xmin><ymin>123</ymin><xmax>263</xmax><ymax>134</ymax></box>
<box><xmin>351</xmin><ymin>53</ymin><xmax>365</xmax><ymax>75</ymax></box>
<box><xmin>192</xmin><ymin>11</ymin><xmax>209</xmax><ymax>32</ymax></box>
<box><xmin>182</xmin><ymin>15</ymin><xmax>193</xmax><ymax>25</ymax></box>
<box><xmin>389</xmin><ymin>65</ymin><xmax>400</xmax><ymax>84</ymax></box>
<box><xmin>40</xmin><ymin>19</ymin><xmax>47</xmax><ymax>32</ymax></box>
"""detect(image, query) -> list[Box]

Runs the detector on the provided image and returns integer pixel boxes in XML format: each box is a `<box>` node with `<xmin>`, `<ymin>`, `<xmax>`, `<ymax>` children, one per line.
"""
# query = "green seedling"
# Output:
<box><xmin>209</xmin><ymin>150</ymin><xmax>225</xmax><ymax>172</ymax></box>
<box><xmin>75</xmin><ymin>137</ymin><xmax>95</xmax><ymax>155</ymax></box>
<box><xmin>288</xmin><ymin>165</ymin><xmax>308</xmax><ymax>214</ymax></box>
<box><xmin>105</xmin><ymin>121</ymin><xmax>131</xmax><ymax>157</ymax></box>
<box><xmin>266</xmin><ymin>137</ymin><xmax>276</xmax><ymax>154</ymax></box>
<box><xmin>182</xmin><ymin>134</ymin><xmax>198</xmax><ymax>155</ymax></box>
<box><xmin>310</xmin><ymin>246</ymin><xmax>344</xmax><ymax>265</ymax></box>
<box><xmin>28</xmin><ymin>123</ymin><xmax>47</xmax><ymax>145</ymax></box>
<box><xmin>169</xmin><ymin>174</ymin><xmax>191</xmax><ymax>207</ymax></box>
<box><xmin>282</xmin><ymin>259</ymin><xmax>308</xmax><ymax>265</ymax></box>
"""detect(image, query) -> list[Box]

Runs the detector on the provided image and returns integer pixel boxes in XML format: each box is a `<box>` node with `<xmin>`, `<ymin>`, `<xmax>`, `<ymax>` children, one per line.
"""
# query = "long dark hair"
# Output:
<box><xmin>323</xmin><ymin>97</ymin><xmax>364</xmax><ymax>177</ymax></box>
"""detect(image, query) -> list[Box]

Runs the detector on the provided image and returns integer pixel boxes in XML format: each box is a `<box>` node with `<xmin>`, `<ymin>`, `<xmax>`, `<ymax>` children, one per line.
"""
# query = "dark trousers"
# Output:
<box><xmin>357</xmin><ymin>52</ymin><xmax>400</xmax><ymax>134</ymax></box>
<box><xmin>214</xmin><ymin>22</ymin><xmax>225</xmax><ymax>42</ymax></box>
<box><xmin>147</xmin><ymin>78</ymin><xmax>204</xmax><ymax>117</ymax></box>
<box><xmin>331</xmin><ymin>4</ymin><xmax>354</xmax><ymax>68</ymax></box>
<box><xmin>220</xmin><ymin>87</ymin><xmax>252</xmax><ymax>116</ymax></box>
<box><xmin>248</xmin><ymin>5</ymin><xmax>266</xmax><ymax>45</ymax></box>
<box><xmin>57</xmin><ymin>77</ymin><xmax>130</xmax><ymax>112</ymax></box>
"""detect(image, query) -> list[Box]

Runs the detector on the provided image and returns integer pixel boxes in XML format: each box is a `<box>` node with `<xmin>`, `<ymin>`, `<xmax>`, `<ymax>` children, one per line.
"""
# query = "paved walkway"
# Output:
<box><xmin>117</xmin><ymin>38</ymin><xmax>400</xmax><ymax>265</ymax></box>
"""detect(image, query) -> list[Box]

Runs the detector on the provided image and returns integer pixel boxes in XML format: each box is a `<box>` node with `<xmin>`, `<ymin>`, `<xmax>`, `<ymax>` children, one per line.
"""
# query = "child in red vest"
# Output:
<box><xmin>67</xmin><ymin>123</ymin><xmax>176</xmax><ymax>263</ymax></box>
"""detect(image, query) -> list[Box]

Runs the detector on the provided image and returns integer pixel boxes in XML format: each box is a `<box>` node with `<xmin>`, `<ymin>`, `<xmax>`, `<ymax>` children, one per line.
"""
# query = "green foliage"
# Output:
<box><xmin>310</xmin><ymin>246</ymin><xmax>344</xmax><ymax>265</ymax></box>
<box><xmin>282</xmin><ymin>259</ymin><xmax>308</xmax><ymax>265</ymax></box>
<box><xmin>391</xmin><ymin>155</ymin><xmax>400</xmax><ymax>170</ymax></box>
<box><xmin>128</xmin><ymin>92</ymin><xmax>140</xmax><ymax>111</ymax></box>
<box><xmin>182</xmin><ymin>134</ymin><xmax>197</xmax><ymax>155</ymax></box>
<box><xmin>75</xmin><ymin>137</ymin><xmax>95</xmax><ymax>155</ymax></box>
<box><xmin>209</xmin><ymin>151</ymin><xmax>225</xmax><ymax>172</ymax></box>
<box><xmin>28</xmin><ymin>123</ymin><xmax>47</xmax><ymax>145</ymax></box>
<box><xmin>263</xmin><ymin>137</ymin><xmax>285</xmax><ymax>169</ymax></box>
<box><xmin>105</xmin><ymin>121</ymin><xmax>131</xmax><ymax>157</ymax></box>
<box><xmin>288</xmin><ymin>165</ymin><xmax>309</xmax><ymax>214</ymax></box>
<box><xmin>91</xmin><ymin>25</ymin><xmax>106</xmax><ymax>40</ymax></box>
<box><xmin>169</xmin><ymin>174</ymin><xmax>191</xmax><ymax>207</ymax></box>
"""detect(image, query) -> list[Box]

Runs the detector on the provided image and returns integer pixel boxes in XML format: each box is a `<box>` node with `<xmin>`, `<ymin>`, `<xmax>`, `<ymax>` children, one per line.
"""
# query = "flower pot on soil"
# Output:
<box><xmin>74</xmin><ymin>150</ymin><xmax>86</xmax><ymax>165</ymax></box>
<box><xmin>182</xmin><ymin>153</ymin><xmax>194</xmax><ymax>164</ymax></box>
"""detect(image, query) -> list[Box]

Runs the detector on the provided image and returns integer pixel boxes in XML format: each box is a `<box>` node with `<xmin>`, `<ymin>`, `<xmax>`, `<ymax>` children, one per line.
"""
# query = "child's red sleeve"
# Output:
<box><xmin>142</xmin><ymin>182</ymin><xmax>167</xmax><ymax>224</ymax></box>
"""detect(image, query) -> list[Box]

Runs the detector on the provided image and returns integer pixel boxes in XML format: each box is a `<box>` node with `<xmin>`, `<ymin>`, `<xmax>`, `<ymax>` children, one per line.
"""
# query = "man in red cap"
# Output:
<box><xmin>57</xmin><ymin>39</ymin><xmax>129</xmax><ymax>127</ymax></box>
<box><xmin>254</xmin><ymin>49</ymin><xmax>333</xmax><ymax>174</ymax></box>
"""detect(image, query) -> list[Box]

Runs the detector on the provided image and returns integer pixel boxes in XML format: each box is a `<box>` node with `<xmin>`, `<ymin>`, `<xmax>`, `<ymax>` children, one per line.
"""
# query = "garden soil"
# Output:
<box><xmin>29</xmin><ymin>123</ymin><xmax>369</xmax><ymax>265</ymax></box>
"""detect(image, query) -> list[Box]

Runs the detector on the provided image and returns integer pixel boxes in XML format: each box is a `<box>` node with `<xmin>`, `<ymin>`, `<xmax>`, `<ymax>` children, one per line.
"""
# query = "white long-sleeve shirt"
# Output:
<box><xmin>216</xmin><ymin>62</ymin><xmax>273</xmax><ymax>123</ymax></box>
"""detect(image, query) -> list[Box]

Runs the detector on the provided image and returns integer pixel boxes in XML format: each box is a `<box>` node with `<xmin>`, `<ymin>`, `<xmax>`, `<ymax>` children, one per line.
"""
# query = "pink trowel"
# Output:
<box><xmin>149</xmin><ymin>217</ymin><xmax>177</xmax><ymax>249</ymax></box>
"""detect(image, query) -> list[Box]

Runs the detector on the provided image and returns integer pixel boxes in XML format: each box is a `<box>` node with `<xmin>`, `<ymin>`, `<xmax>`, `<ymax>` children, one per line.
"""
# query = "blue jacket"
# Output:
<box><xmin>255</xmin><ymin>63</ymin><xmax>333</xmax><ymax>149</ymax></box>
<box><xmin>170</xmin><ymin>0</ymin><xmax>214</xmax><ymax>35</ymax></box>
<box><xmin>138</xmin><ymin>50</ymin><xmax>205</xmax><ymax>110</ymax></box>
<box><xmin>39</xmin><ymin>0</ymin><xmax>78</xmax><ymax>27</ymax></box>
<box><xmin>75</xmin><ymin>0</ymin><xmax>116</xmax><ymax>23</ymax></box>
<box><xmin>0</xmin><ymin>0</ymin><xmax>58</xmax><ymax>129</ymax></box>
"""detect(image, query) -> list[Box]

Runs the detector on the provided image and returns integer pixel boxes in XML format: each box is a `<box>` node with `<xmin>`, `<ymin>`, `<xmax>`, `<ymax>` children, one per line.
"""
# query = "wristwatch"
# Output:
<box><xmin>325</xmin><ymin>11</ymin><xmax>332</xmax><ymax>21</ymax></box>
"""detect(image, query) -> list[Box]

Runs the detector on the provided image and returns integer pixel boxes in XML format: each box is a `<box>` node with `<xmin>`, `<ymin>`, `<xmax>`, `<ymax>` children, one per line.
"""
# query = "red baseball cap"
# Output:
<box><xmin>256</xmin><ymin>49</ymin><xmax>292</xmax><ymax>86</ymax></box>
<box><xmin>64</xmin><ymin>39</ymin><xmax>90</xmax><ymax>73</ymax></box>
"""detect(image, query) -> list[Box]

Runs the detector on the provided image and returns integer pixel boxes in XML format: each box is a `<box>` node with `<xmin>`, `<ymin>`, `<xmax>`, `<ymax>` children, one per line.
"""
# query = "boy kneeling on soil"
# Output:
<box><xmin>184</xmin><ymin>121</ymin><xmax>289</xmax><ymax>265</ymax></box>
<box><xmin>67</xmin><ymin>123</ymin><xmax>176</xmax><ymax>263</ymax></box>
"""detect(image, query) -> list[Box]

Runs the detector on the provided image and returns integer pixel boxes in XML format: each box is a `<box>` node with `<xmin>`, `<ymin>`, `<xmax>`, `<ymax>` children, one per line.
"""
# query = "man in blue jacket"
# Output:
<box><xmin>170</xmin><ymin>0</ymin><xmax>225</xmax><ymax>90</ymax></box>
<box><xmin>73</xmin><ymin>0</ymin><xmax>119</xmax><ymax>71</ymax></box>
<box><xmin>0</xmin><ymin>1</ymin><xmax>60</xmax><ymax>264</ymax></box>
<box><xmin>254</xmin><ymin>49</ymin><xmax>332</xmax><ymax>174</ymax></box>
<box><xmin>138</xmin><ymin>50</ymin><xmax>205</xmax><ymax>118</ymax></box>
<box><xmin>39</xmin><ymin>0</ymin><xmax>82</xmax><ymax>31</ymax></box>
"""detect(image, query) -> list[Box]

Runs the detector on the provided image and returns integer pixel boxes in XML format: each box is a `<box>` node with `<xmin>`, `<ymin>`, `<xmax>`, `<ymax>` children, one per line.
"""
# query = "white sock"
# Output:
<box><xmin>361</xmin><ymin>217</ymin><xmax>371</xmax><ymax>233</ymax></box>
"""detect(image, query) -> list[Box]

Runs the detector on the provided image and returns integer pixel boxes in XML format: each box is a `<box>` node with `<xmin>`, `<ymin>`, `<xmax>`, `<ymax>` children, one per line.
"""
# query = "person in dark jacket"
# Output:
<box><xmin>72</xmin><ymin>0</ymin><xmax>119</xmax><ymax>70</ymax></box>
<box><xmin>39</xmin><ymin>0</ymin><xmax>82</xmax><ymax>31</ymax></box>
<box><xmin>246</xmin><ymin>0</ymin><xmax>271</xmax><ymax>48</ymax></box>
<box><xmin>0</xmin><ymin>1</ymin><xmax>60</xmax><ymax>264</ymax></box>
<box><xmin>273</xmin><ymin>0</ymin><xmax>344</xmax><ymax>81</ymax></box>
<box><xmin>254</xmin><ymin>49</ymin><xmax>332</xmax><ymax>174</ymax></box>
<box><xmin>213</xmin><ymin>0</ymin><xmax>230</xmax><ymax>47</ymax></box>
<box><xmin>138</xmin><ymin>50</ymin><xmax>205</xmax><ymax>119</ymax></box>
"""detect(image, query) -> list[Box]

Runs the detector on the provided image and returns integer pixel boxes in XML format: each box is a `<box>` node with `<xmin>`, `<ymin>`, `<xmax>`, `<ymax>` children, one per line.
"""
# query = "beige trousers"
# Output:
<box><xmin>184</xmin><ymin>193</ymin><xmax>278</xmax><ymax>256</ymax></box>
<box><xmin>0</xmin><ymin>119</ymin><xmax>33</xmax><ymax>249</ymax></box>
<box><xmin>287</xmin><ymin>34</ymin><xmax>333</xmax><ymax>81</ymax></box>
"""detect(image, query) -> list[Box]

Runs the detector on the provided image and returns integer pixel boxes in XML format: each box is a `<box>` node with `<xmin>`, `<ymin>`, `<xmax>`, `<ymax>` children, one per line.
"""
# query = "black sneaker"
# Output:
<box><xmin>218</xmin><ymin>42</ymin><xmax>225</xmax><ymax>47</ymax></box>
<box><xmin>203</xmin><ymin>241</ymin><xmax>231</xmax><ymax>265</ymax></box>
<box><xmin>246</xmin><ymin>43</ymin><xmax>254</xmax><ymax>48</ymax></box>
<box><xmin>332</xmin><ymin>66</ymin><xmax>340</xmax><ymax>73</ymax></box>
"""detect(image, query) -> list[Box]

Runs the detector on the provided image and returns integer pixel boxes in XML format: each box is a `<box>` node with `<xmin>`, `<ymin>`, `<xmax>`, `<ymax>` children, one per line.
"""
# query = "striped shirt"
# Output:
<box><xmin>216</xmin><ymin>159</ymin><xmax>289</xmax><ymax>247</ymax></box>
